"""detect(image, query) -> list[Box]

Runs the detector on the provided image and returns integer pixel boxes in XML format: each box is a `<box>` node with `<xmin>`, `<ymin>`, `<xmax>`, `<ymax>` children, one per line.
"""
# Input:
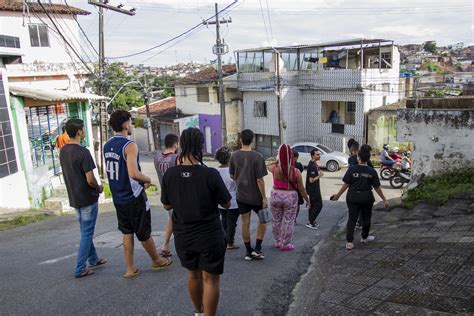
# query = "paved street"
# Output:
<box><xmin>290</xmin><ymin>194</ymin><xmax>474</xmax><ymax>315</ymax></box>
<box><xmin>0</xmin><ymin>155</ymin><xmax>404</xmax><ymax>315</ymax></box>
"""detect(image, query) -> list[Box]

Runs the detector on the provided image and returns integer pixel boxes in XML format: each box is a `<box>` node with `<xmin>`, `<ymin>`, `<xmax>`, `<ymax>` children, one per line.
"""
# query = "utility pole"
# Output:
<box><xmin>88</xmin><ymin>0</ymin><xmax>135</xmax><ymax>177</ymax></box>
<box><xmin>206</xmin><ymin>3</ymin><xmax>231</xmax><ymax>145</ymax></box>
<box><xmin>143</xmin><ymin>74</ymin><xmax>154</xmax><ymax>152</ymax></box>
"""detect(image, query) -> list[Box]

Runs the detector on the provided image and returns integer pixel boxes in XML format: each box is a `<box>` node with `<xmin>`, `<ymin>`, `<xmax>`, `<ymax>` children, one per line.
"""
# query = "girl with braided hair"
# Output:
<box><xmin>268</xmin><ymin>144</ymin><xmax>310</xmax><ymax>251</ymax></box>
<box><xmin>161</xmin><ymin>128</ymin><xmax>231</xmax><ymax>316</ymax></box>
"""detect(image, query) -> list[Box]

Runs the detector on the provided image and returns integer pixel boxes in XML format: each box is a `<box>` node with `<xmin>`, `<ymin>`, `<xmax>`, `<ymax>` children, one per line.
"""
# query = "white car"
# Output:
<box><xmin>291</xmin><ymin>142</ymin><xmax>349</xmax><ymax>172</ymax></box>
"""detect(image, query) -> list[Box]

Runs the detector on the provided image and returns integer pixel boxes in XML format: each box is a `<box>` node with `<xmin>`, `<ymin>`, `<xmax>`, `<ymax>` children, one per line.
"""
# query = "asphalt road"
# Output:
<box><xmin>0</xmin><ymin>156</ymin><xmax>402</xmax><ymax>315</ymax></box>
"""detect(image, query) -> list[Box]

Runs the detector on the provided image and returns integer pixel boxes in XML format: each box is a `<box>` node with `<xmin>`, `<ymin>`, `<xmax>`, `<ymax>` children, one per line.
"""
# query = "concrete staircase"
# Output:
<box><xmin>43</xmin><ymin>185</ymin><xmax>73</xmax><ymax>215</ymax></box>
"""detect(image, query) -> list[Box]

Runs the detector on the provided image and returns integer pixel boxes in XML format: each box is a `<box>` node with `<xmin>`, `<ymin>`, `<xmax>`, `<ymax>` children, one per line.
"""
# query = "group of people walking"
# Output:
<box><xmin>58</xmin><ymin>109</ymin><xmax>389</xmax><ymax>316</ymax></box>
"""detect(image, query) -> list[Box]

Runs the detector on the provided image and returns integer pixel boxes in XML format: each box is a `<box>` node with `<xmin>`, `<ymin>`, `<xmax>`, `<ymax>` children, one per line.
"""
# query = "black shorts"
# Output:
<box><xmin>114</xmin><ymin>193</ymin><xmax>151</xmax><ymax>242</ymax></box>
<box><xmin>176</xmin><ymin>239</ymin><xmax>226</xmax><ymax>275</ymax></box>
<box><xmin>237</xmin><ymin>200</ymin><xmax>263</xmax><ymax>215</ymax></box>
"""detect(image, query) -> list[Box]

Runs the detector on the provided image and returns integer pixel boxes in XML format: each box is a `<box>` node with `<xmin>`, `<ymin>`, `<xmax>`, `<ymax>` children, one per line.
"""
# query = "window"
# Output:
<box><xmin>293</xmin><ymin>146</ymin><xmax>306</xmax><ymax>153</ymax></box>
<box><xmin>317</xmin><ymin>144</ymin><xmax>333</xmax><ymax>153</ymax></box>
<box><xmin>180</xmin><ymin>87</ymin><xmax>187</xmax><ymax>97</ymax></box>
<box><xmin>0</xmin><ymin>79</ymin><xmax>18</xmax><ymax>178</ymax></box>
<box><xmin>197</xmin><ymin>87</ymin><xmax>209</xmax><ymax>102</ymax></box>
<box><xmin>381</xmin><ymin>53</ymin><xmax>391</xmax><ymax>69</ymax></box>
<box><xmin>28</xmin><ymin>24</ymin><xmax>49</xmax><ymax>47</ymax></box>
<box><xmin>345</xmin><ymin>101</ymin><xmax>356</xmax><ymax>125</ymax></box>
<box><xmin>253</xmin><ymin>101</ymin><xmax>267</xmax><ymax>117</ymax></box>
<box><xmin>0</xmin><ymin>35</ymin><xmax>20</xmax><ymax>48</ymax></box>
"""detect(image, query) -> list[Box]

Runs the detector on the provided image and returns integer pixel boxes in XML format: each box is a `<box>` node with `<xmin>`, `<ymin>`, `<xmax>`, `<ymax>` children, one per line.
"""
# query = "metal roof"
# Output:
<box><xmin>9</xmin><ymin>85</ymin><xmax>107</xmax><ymax>102</ymax></box>
<box><xmin>234</xmin><ymin>38</ymin><xmax>394</xmax><ymax>53</ymax></box>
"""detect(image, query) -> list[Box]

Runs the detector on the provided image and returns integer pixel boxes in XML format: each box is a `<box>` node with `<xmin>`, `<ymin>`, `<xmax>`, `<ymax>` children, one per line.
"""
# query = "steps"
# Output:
<box><xmin>43</xmin><ymin>185</ymin><xmax>73</xmax><ymax>215</ymax></box>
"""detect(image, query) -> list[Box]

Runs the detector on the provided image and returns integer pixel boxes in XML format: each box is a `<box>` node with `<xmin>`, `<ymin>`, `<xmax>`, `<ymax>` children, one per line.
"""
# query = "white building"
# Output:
<box><xmin>235</xmin><ymin>39</ymin><xmax>401</xmax><ymax>157</ymax></box>
<box><xmin>0</xmin><ymin>1</ymin><xmax>102</xmax><ymax>213</ymax></box>
<box><xmin>174</xmin><ymin>65</ymin><xmax>243</xmax><ymax>148</ymax></box>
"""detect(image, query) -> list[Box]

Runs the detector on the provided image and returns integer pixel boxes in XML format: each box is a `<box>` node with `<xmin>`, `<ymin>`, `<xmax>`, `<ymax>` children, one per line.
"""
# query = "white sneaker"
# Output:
<box><xmin>195</xmin><ymin>313</ymin><xmax>204</xmax><ymax>316</ymax></box>
<box><xmin>305</xmin><ymin>223</ymin><xmax>318</xmax><ymax>230</ymax></box>
<box><xmin>361</xmin><ymin>235</ymin><xmax>375</xmax><ymax>243</ymax></box>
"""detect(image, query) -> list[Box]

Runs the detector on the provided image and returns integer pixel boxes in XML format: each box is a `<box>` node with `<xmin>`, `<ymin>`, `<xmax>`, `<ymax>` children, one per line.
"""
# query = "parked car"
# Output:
<box><xmin>291</xmin><ymin>142</ymin><xmax>349</xmax><ymax>172</ymax></box>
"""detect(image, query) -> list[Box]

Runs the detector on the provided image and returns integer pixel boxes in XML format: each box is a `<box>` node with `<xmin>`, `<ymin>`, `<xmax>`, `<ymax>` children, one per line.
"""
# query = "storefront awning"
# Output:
<box><xmin>8</xmin><ymin>85</ymin><xmax>107</xmax><ymax>107</ymax></box>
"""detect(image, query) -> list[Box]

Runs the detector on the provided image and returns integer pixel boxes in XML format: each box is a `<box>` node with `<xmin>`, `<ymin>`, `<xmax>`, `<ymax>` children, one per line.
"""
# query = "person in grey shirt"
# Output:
<box><xmin>229</xmin><ymin>129</ymin><xmax>268</xmax><ymax>261</ymax></box>
<box><xmin>154</xmin><ymin>133</ymin><xmax>179</xmax><ymax>258</ymax></box>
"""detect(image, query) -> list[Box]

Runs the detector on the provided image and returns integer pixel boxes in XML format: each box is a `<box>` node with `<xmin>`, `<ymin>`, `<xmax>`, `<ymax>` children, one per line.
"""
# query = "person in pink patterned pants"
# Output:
<box><xmin>268</xmin><ymin>144</ymin><xmax>310</xmax><ymax>251</ymax></box>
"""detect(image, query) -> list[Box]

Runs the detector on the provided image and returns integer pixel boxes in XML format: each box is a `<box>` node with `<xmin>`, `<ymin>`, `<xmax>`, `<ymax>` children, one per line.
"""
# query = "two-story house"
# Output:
<box><xmin>0</xmin><ymin>0</ymin><xmax>103</xmax><ymax>212</ymax></box>
<box><xmin>174</xmin><ymin>64</ymin><xmax>242</xmax><ymax>154</ymax></box>
<box><xmin>235</xmin><ymin>38</ymin><xmax>401</xmax><ymax>157</ymax></box>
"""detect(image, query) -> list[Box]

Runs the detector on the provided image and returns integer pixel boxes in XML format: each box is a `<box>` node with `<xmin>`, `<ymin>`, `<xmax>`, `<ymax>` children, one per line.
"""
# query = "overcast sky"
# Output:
<box><xmin>68</xmin><ymin>0</ymin><xmax>474</xmax><ymax>67</ymax></box>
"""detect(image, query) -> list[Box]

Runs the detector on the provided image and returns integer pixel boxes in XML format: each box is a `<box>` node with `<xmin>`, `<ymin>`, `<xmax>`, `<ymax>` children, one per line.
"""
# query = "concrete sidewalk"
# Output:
<box><xmin>290</xmin><ymin>193</ymin><xmax>474</xmax><ymax>315</ymax></box>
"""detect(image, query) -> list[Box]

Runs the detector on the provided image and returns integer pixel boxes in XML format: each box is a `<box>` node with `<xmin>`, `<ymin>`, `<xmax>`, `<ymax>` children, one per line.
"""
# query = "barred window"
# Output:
<box><xmin>253</xmin><ymin>101</ymin><xmax>267</xmax><ymax>117</ymax></box>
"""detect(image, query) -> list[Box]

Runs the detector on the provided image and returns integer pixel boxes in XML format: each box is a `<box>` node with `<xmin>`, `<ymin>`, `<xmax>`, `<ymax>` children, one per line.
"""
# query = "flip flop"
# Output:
<box><xmin>160</xmin><ymin>249</ymin><xmax>172</xmax><ymax>257</ymax></box>
<box><xmin>76</xmin><ymin>268</ymin><xmax>94</xmax><ymax>278</ymax></box>
<box><xmin>152</xmin><ymin>257</ymin><xmax>173</xmax><ymax>271</ymax></box>
<box><xmin>91</xmin><ymin>258</ymin><xmax>108</xmax><ymax>267</ymax></box>
<box><xmin>123</xmin><ymin>268</ymin><xmax>140</xmax><ymax>278</ymax></box>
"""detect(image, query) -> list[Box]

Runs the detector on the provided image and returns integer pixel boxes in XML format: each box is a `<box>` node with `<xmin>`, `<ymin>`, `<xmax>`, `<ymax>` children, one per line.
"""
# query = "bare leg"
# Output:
<box><xmin>161</xmin><ymin>216</ymin><xmax>173</xmax><ymax>252</ymax></box>
<box><xmin>188</xmin><ymin>270</ymin><xmax>204</xmax><ymax>313</ymax></box>
<box><xmin>256</xmin><ymin>222</ymin><xmax>267</xmax><ymax>241</ymax></box>
<box><xmin>203</xmin><ymin>271</ymin><xmax>220</xmax><ymax>316</ymax></box>
<box><xmin>141</xmin><ymin>237</ymin><xmax>168</xmax><ymax>266</ymax></box>
<box><xmin>123</xmin><ymin>234</ymin><xmax>136</xmax><ymax>275</ymax></box>
<box><xmin>241</xmin><ymin>212</ymin><xmax>251</xmax><ymax>243</ymax></box>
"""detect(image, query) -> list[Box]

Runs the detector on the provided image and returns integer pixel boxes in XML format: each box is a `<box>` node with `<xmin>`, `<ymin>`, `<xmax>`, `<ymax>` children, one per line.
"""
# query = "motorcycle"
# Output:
<box><xmin>380</xmin><ymin>163</ymin><xmax>398</xmax><ymax>180</ymax></box>
<box><xmin>390</xmin><ymin>168</ymin><xmax>411</xmax><ymax>188</ymax></box>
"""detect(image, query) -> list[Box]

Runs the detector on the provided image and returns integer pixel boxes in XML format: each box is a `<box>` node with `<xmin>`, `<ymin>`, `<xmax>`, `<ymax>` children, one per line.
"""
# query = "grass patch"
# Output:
<box><xmin>102</xmin><ymin>183</ymin><xmax>158</xmax><ymax>197</ymax></box>
<box><xmin>102</xmin><ymin>183</ymin><xmax>113</xmax><ymax>199</ymax></box>
<box><xmin>0</xmin><ymin>214</ymin><xmax>51</xmax><ymax>231</ymax></box>
<box><xmin>403</xmin><ymin>170</ymin><xmax>474</xmax><ymax>209</ymax></box>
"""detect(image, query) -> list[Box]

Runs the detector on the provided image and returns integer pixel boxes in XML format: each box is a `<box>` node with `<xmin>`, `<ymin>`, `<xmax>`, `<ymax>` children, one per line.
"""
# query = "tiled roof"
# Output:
<box><xmin>137</xmin><ymin>96</ymin><xmax>176</xmax><ymax>116</ymax></box>
<box><xmin>174</xmin><ymin>64</ymin><xmax>236</xmax><ymax>85</ymax></box>
<box><xmin>0</xmin><ymin>0</ymin><xmax>90</xmax><ymax>15</ymax></box>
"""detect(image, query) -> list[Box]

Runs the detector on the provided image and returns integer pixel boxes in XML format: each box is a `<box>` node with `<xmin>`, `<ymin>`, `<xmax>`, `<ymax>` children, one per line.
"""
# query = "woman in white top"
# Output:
<box><xmin>215</xmin><ymin>147</ymin><xmax>240</xmax><ymax>250</ymax></box>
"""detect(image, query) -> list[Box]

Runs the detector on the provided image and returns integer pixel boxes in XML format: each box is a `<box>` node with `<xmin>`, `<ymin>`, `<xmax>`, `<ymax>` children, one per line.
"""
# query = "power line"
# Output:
<box><xmin>63</xmin><ymin>0</ymin><xmax>99</xmax><ymax>56</ymax></box>
<box><xmin>106</xmin><ymin>0</ymin><xmax>238</xmax><ymax>60</ymax></box>
<box><xmin>258</xmin><ymin>0</ymin><xmax>270</xmax><ymax>44</ymax></box>
<box><xmin>36</xmin><ymin>1</ymin><xmax>97</xmax><ymax>76</ymax></box>
<box><xmin>265</xmin><ymin>0</ymin><xmax>274</xmax><ymax>42</ymax></box>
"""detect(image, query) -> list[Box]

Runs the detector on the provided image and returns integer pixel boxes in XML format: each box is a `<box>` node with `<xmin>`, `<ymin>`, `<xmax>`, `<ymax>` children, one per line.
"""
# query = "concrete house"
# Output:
<box><xmin>0</xmin><ymin>0</ymin><xmax>103</xmax><ymax>212</ymax></box>
<box><xmin>235</xmin><ymin>39</ymin><xmax>401</xmax><ymax>157</ymax></box>
<box><xmin>174</xmin><ymin>65</ymin><xmax>242</xmax><ymax>153</ymax></box>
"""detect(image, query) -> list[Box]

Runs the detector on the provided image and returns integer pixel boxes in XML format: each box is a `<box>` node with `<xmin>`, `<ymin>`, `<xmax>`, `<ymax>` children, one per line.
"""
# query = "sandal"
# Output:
<box><xmin>76</xmin><ymin>268</ymin><xmax>94</xmax><ymax>278</ymax></box>
<box><xmin>91</xmin><ymin>258</ymin><xmax>108</xmax><ymax>267</ymax></box>
<box><xmin>152</xmin><ymin>257</ymin><xmax>173</xmax><ymax>271</ymax></box>
<box><xmin>123</xmin><ymin>268</ymin><xmax>140</xmax><ymax>278</ymax></box>
<box><xmin>226</xmin><ymin>244</ymin><xmax>240</xmax><ymax>250</ymax></box>
<box><xmin>281</xmin><ymin>244</ymin><xmax>295</xmax><ymax>251</ymax></box>
<box><xmin>160</xmin><ymin>249</ymin><xmax>172</xmax><ymax>258</ymax></box>
<box><xmin>346</xmin><ymin>242</ymin><xmax>354</xmax><ymax>250</ymax></box>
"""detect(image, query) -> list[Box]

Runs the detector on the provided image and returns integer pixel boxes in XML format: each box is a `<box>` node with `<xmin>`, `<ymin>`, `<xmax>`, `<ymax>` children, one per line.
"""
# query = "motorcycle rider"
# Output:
<box><xmin>380</xmin><ymin>144</ymin><xmax>396</xmax><ymax>166</ymax></box>
<box><xmin>390</xmin><ymin>147</ymin><xmax>402</xmax><ymax>162</ymax></box>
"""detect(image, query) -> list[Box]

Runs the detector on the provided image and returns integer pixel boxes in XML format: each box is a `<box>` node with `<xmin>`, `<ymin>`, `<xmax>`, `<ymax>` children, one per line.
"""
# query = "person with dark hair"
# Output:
<box><xmin>268</xmin><ymin>144</ymin><xmax>310</xmax><ymax>251</ymax></box>
<box><xmin>215</xmin><ymin>146</ymin><xmax>240</xmax><ymax>250</ymax></box>
<box><xmin>331</xmin><ymin>148</ymin><xmax>389</xmax><ymax>250</ymax></box>
<box><xmin>293</xmin><ymin>150</ymin><xmax>304</xmax><ymax>223</ymax></box>
<box><xmin>154</xmin><ymin>133</ymin><xmax>180</xmax><ymax>258</ymax></box>
<box><xmin>161</xmin><ymin>128</ymin><xmax>231</xmax><ymax>316</ymax></box>
<box><xmin>56</xmin><ymin>125</ymin><xmax>69</xmax><ymax>149</ymax></box>
<box><xmin>306</xmin><ymin>149</ymin><xmax>324</xmax><ymax>230</ymax></box>
<box><xmin>104</xmin><ymin>110</ymin><xmax>172</xmax><ymax>278</ymax></box>
<box><xmin>229</xmin><ymin>129</ymin><xmax>269</xmax><ymax>261</ymax></box>
<box><xmin>60</xmin><ymin>119</ymin><xmax>106</xmax><ymax>278</ymax></box>
<box><xmin>349</xmin><ymin>141</ymin><xmax>374</xmax><ymax>168</ymax></box>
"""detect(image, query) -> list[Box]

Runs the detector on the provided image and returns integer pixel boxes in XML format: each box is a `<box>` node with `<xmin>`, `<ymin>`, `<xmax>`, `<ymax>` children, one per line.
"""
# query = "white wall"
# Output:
<box><xmin>397</xmin><ymin>109</ymin><xmax>474</xmax><ymax>176</ymax></box>
<box><xmin>0</xmin><ymin>11</ymin><xmax>82</xmax><ymax>64</ymax></box>
<box><xmin>242</xmin><ymin>91</ymin><xmax>279</xmax><ymax>137</ymax></box>
<box><xmin>175</xmin><ymin>84</ymin><xmax>220</xmax><ymax>115</ymax></box>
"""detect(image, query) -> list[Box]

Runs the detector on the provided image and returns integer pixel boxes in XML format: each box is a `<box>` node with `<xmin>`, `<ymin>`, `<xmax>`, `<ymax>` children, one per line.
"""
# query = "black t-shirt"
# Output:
<box><xmin>59</xmin><ymin>144</ymin><xmax>99</xmax><ymax>208</ymax></box>
<box><xmin>306</xmin><ymin>161</ymin><xmax>321</xmax><ymax>195</ymax></box>
<box><xmin>348</xmin><ymin>155</ymin><xmax>374</xmax><ymax>168</ymax></box>
<box><xmin>343</xmin><ymin>165</ymin><xmax>381</xmax><ymax>192</ymax></box>
<box><xmin>295</xmin><ymin>162</ymin><xmax>304</xmax><ymax>173</ymax></box>
<box><xmin>161</xmin><ymin>164</ymin><xmax>231</xmax><ymax>249</ymax></box>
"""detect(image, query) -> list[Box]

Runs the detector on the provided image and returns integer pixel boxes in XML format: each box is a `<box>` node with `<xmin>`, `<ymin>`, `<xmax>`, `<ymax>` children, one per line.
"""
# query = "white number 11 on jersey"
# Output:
<box><xmin>106</xmin><ymin>160</ymin><xmax>119</xmax><ymax>181</ymax></box>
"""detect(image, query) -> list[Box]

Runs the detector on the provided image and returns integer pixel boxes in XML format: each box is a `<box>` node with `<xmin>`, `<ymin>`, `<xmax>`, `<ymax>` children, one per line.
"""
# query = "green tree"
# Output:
<box><xmin>152</xmin><ymin>74</ymin><xmax>177</xmax><ymax>98</ymax></box>
<box><xmin>423</xmin><ymin>41</ymin><xmax>437</xmax><ymax>53</ymax></box>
